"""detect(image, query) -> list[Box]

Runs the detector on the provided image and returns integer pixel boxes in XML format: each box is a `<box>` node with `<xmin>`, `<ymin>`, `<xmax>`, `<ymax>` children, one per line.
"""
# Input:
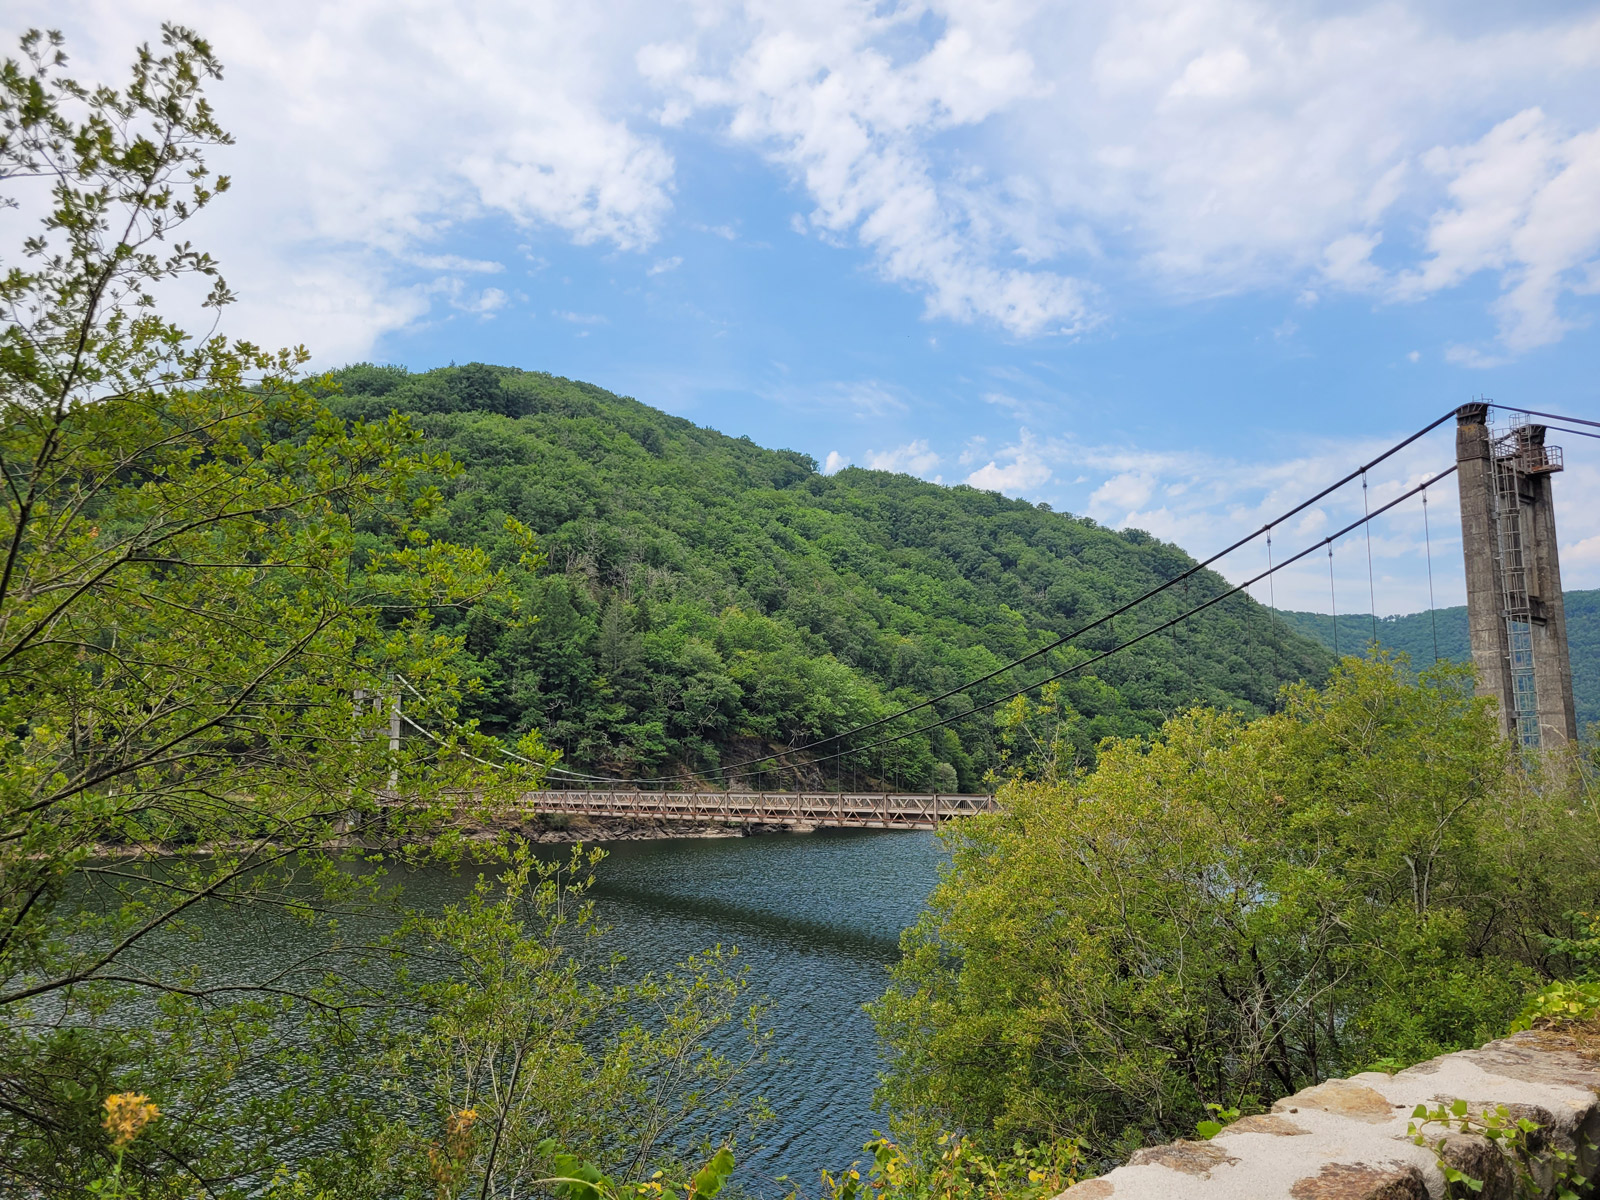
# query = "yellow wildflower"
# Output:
<box><xmin>430</xmin><ymin>1106</ymin><xmax>481</xmax><ymax>1197</ymax></box>
<box><xmin>445</xmin><ymin>1107</ymin><xmax>479</xmax><ymax>1161</ymax></box>
<box><xmin>103</xmin><ymin>1092</ymin><xmax>159</xmax><ymax>1149</ymax></box>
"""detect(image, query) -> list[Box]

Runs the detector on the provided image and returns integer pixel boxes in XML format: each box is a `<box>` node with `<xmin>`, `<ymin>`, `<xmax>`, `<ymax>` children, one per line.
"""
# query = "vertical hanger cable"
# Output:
<box><xmin>1423</xmin><ymin>489</ymin><xmax>1440</xmax><ymax>664</ymax></box>
<box><xmin>1328</xmin><ymin>541</ymin><xmax>1339</xmax><ymax>656</ymax></box>
<box><xmin>1266</xmin><ymin>529</ymin><xmax>1275</xmax><ymax>611</ymax></box>
<box><xmin>1362</xmin><ymin>471</ymin><xmax>1378</xmax><ymax>647</ymax></box>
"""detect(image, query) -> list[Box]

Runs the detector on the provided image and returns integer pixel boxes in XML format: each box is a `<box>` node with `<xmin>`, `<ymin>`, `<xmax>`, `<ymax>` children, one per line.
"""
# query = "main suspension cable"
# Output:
<box><xmin>407</xmin><ymin>459</ymin><xmax>1462</xmax><ymax>789</ymax></box>
<box><xmin>741</xmin><ymin>462</ymin><xmax>1463</xmax><ymax>779</ymax></box>
<box><xmin>1539</xmin><ymin>424</ymin><xmax>1600</xmax><ymax>442</ymax></box>
<box><xmin>588</xmin><ymin>462</ymin><xmax>1463</xmax><ymax>785</ymax></box>
<box><xmin>1487</xmin><ymin>404</ymin><xmax>1600</xmax><ymax>430</ymax></box>
<box><xmin>552</xmin><ymin>409</ymin><xmax>1461</xmax><ymax>786</ymax></box>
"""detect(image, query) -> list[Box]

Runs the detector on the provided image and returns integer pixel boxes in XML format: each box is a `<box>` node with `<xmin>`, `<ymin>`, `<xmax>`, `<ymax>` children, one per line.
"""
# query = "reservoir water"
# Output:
<box><xmin>394</xmin><ymin>828</ymin><xmax>947</xmax><ymax>1189</ymax></box>
<box><xmin>573</xmin><ymin>829</ymin><xmax>944</xmax><ymax>1186</ymax></box>
<box><xmin>106</xmin><ymin>828</ymin><xmax>943</xmax><ymax>1188</ymax></box>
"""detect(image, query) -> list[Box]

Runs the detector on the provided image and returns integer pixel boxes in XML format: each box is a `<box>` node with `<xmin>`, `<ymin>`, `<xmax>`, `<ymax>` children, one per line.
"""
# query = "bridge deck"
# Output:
<box><xmin>534</xmin><ymin>790</ymin><xmax>996</xmax><ymax>830</ymax></box>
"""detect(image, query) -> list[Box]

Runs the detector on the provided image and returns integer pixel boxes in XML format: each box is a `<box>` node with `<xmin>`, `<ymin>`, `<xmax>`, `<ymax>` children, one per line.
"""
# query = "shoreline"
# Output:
<box><xmin>500</xmin><ymin>813</ymin><xmax>828</xmax><ymax>843</ymax></box>
<box><xmin>82</xmin><ymin>812</ymin><xmax>855</xmax><ymax>859</ymax></box>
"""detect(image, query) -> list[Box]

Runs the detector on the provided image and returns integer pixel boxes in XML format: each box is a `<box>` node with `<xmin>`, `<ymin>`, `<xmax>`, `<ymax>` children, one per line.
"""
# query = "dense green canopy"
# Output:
<box><xmin>1274</xmin><ymin>592</ymin><xmax>1600</xmax><ymax>730</ymax></box>
<box><xmin>324</xmin><ymin>363</ymin><xmax>1335</xmax><ymax>788</ymax></box>
<box><xmin>871</xmin><ymin>658</ymin><xmax>1600</xmax><ymax>1158</ymax></box>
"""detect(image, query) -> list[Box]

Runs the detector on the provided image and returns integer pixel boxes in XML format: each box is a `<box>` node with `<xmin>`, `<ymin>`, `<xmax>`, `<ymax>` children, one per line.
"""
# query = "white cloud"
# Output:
<box><xmin>822</xmin><ymin>450</ymin><xmax>851</xmax><ymax>474</ymax></box>
<box><xmin>1322</xmin><ymin>233</ymin><xmax>1384</xmax><ymax>290</ymax></box>
<box><xmin>638</xmin><ymin>0</ymin><xmax>1600</xmax><ymax>352</ymax></box>
<box><xmin>25</xmin><ymin>1</ymin><xmax>1600</xmax><ymax>359</ymax></box>
<box><xmin>410</xmin><ymin>254</ymin><xmax>506</xmax><ymax>273</ymax></box>
<box><xmin>640</xmin><ymin>1</ymin><xmax>1096</xmax><ymax>337</ymax></box>
<box><xmin>965</xmin><ymin>429</ymin><xmax>1053</xmax><ymax>494</ymax></box>
<box><xmin>1561</xmin><ymin>537</ymin><xmax>1600</xmax><ymax>569</ymax></box>
<box><xmin>1567</xmin><ymin>534</ymin><xmax>1600</xmax><ymax>571</ymax></box>
<box><xmin>864</xmin><ymin>439</ymin><xmax>942</xmax><ymax>477</ymax></box>
<box><xmin>457</xmin><ymin>286</ymin><xmax>509</xmax><ymax>316</ymax></box>
<box><xmin>829</xmin><ymin>381</ymin><xmax>911</xmax><ymax>416</ymax></box>
<box><xmin>648</xmin><ymin>256</ymin><xmax>684</xmax><ymax>275</ymax></box>
<box><xmin>1068</xmin><ymin>4</ymin><xmax>1600</xmax><ymax>302</ymax></box>
<box><xmin>1396</xmin><ymin>110</ymin><xmax>1600</xmax><ymax>352</ymax></box>
<box><xmin>761</xmin><ymin>378</ymin><xmax>914</xmax><ymax>418</ymax></box>
<box><xmin>1294</xmin><ymin>508</ymin><xmax>1329</xmax><ymax>538</ymax></box>
<box><xmin>1444</xmin><ymin>343</ymin><xmax>1509</xmax><ymax>369</ymax></box>
<box><xmin>1555</xmin><ymin>458</ymin><xmax>1600</xmax><ymax>589</ymax></box>
<box><xmin>553</xmin><ymin>310</ymin><xmax>610</xmax><ymax>324</ymax></box>
<box><xmin>241</xmin><ymin>256</ymin><xmax>434</xmax><ymax>363</ymax></box>
<box><xmin>1088</xmin><ymin>471</ymin><xmax>1156</xmax><ymax>519</ymax></box>
<box><xmin>21</xmin><ymin>0</ymin><xmax>678</xmax><ymax>362</ymax></box>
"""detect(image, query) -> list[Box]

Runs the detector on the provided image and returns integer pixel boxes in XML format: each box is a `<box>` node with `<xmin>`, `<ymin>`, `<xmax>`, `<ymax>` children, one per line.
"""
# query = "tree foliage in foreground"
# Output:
<box><xmin>872</xmin><ymin>657</ymin><xmax>1600</xmax><ymax>1158</ymax></box>
<box><xmin>270</xmin><ymin>845</ymin><xmax>766</xmax><ymax>1200</ymax></box>
<box><xmin>1273</xmin><ymin>592</ymin><xmax>1600</xmax><ymax>732</ymax></box>
<box><xmin>0</xmin><ymin>24</ymin><xmax>525</xmax><ymax>1192</ymax></box>
<box><xmin>0</xmin><ymin>27</ymin><xmax>765</xmax><ymax>1198</ymax></box>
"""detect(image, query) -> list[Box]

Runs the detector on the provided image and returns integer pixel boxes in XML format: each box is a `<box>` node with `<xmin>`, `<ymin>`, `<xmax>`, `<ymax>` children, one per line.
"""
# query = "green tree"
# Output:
<box><xmin>988</xmin><ymin>680</ymin><xmax>1085</xmax><ymax>784</ymax></box>
<box><xmin>872</xmin><ymin>657</ymin><xmax>1600</xmax><ymax>1157</ymax></box>
<box><xmin>299</xmin><ymin>843</ymin><xmax>769</xmax><ymax>1200</ymax></box>
<box><xmin>317</xmin><ymin>361</ymin><xmax>1334</xmax><ymax>788</ymax></box>
<box><xmin>0</xmin><ymin>27</ymin><xmax>551</xmax><ymax>1194</ymax></box>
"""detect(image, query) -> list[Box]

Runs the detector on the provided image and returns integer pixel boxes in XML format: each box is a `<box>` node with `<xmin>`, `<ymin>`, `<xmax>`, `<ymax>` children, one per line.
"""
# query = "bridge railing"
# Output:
<box><xmin>528</xmin><ymin>790</ymin><xmax>997</xmax><ymax>829</ymax></box>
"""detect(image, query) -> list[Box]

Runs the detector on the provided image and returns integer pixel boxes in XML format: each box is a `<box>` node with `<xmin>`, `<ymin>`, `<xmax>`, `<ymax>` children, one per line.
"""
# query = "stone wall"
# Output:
<box><xmin>1056</xmin><ymin>1023</ymin><xmax>1600</xmax><ymax>1199</ymax></box>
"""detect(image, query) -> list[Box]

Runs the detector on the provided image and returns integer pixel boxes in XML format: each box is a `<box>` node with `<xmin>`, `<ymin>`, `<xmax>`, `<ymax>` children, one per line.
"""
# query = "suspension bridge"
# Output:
<box><xmin>532</xmin><ymin>788</ymin><xmax>997</xmax><ymax>830</ymax></box>
<box><xmin>394</xmin><ymin>402</ymin><xmax>1598</xmax><ymax>827</ymax></box>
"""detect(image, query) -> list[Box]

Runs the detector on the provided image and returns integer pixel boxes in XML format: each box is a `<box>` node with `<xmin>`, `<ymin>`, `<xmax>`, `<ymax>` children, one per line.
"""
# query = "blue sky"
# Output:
<box><xmin>28</xmin><ymin>0</ymin><xmax>1600</xmax><ymax>611</ymax></box>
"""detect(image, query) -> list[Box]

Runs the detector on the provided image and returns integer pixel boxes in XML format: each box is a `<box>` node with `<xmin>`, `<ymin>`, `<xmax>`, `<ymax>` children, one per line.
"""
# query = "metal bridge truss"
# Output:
<box><xmin>533</xmin><ymin>790</ymin><xmax>997</xmax><ymax>830</ymax></box>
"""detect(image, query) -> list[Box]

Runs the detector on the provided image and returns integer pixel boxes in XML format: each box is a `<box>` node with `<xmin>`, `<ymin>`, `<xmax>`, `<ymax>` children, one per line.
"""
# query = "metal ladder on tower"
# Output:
<box><xmin>1489</xmin><ymin>424</ymin><xmax>1540</xmax><ymax>747</ymax></box>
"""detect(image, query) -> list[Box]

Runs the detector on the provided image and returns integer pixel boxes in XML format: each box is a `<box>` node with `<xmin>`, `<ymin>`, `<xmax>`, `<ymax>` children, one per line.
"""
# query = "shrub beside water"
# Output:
<box><xmin>872</xmin><ymin>657</ymin><xmax>1600</xmax><ymax>1161</ymax></box>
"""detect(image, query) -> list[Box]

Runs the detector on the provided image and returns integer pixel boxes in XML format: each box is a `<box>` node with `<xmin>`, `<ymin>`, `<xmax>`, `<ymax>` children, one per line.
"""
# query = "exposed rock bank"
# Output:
<box><xmin>1057</xmin><ymin>1021</ymin><xmax>1600</xmax><ymax>1200</ymax></box>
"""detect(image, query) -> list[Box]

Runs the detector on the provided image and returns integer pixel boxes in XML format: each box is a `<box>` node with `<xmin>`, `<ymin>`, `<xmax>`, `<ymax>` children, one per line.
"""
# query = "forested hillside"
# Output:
<box><xmin>1273</xmin><ymin>592</ymin><xmax>1599</xmax><ymax>731</ymax></box>
<box><xmin>327</xmin><ymin>363</ymin><xmax>1334</xmax><ymax>787</ymax></box>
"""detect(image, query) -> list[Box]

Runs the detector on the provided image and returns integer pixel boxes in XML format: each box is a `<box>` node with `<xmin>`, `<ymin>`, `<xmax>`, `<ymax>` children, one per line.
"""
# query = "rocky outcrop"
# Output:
<box><xmin>1056</xmin><ymin>1023</ymin><xmax>1600</xmax><ymax>1200</ymax></box>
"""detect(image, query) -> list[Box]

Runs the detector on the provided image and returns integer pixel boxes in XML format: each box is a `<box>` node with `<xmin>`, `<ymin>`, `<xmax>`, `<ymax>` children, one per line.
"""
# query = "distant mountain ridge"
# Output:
<box><xmin>323</xmin><ymin>362</ymin><xmax>1336</xmax><ymax>786</ymax></box>
<box><xmin>1273</xmin><ymin>592</ymin><xmax>1600</xmax><ymax>731</ymax></box>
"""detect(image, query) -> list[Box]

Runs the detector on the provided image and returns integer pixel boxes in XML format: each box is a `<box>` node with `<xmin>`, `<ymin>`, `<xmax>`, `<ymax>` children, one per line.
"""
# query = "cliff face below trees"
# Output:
<box><xmin>325</xmin><ymin>363</ymin><xmax>1333</xmax><ymax>784</ymax></box>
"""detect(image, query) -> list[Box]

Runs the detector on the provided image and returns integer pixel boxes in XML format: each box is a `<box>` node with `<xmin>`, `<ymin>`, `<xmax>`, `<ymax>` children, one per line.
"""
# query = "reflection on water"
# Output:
<box><xmin>567</xmin><ymin>830</ymin><xmax>944</xmax><ymax>1185</ymax></box>
<box><xmin>389</xmin><ymin>829</ymin><xmax>944</xmax><ymax>1186</ymax></box>
<box><xmin>119</xmin><ymin>829</ymin><xmax>942</xmax><ymax>1188</ymax></box>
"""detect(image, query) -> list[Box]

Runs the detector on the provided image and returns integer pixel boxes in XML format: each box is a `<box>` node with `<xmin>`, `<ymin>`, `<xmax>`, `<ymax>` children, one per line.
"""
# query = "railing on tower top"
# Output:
<box><xmin>1520</xmin><ymin>443</ymin><xmax>1563</xmax><ymax>474</ymax></box>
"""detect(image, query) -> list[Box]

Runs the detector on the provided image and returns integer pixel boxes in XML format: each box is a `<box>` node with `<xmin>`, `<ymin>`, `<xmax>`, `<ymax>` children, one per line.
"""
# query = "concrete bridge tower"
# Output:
<box><xmin>1454</xmin><ymin>402</ymin><xmax>1578</xmax><ymax>747</ymax></box>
